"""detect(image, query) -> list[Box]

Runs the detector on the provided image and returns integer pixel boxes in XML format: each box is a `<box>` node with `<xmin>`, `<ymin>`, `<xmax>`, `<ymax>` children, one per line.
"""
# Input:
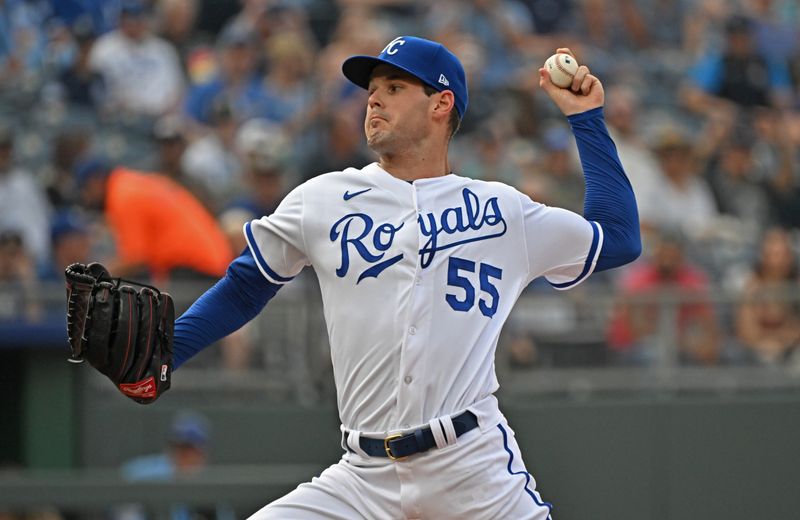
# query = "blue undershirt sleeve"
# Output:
<box><xmin>567</xmin><ymin>107</ymin><xmax>641</xmax><ymax>272</ymax></box>
<box><xmin>172</xmin><ymin>248</ymin><xmax>282</xmax><ymax>369</ymax></box>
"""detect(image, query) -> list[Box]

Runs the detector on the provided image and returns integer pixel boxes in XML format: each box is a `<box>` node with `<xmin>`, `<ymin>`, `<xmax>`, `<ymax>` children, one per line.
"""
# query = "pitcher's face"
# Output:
<box><xmin>365</xmin><ymin>65</ymin><xmax>435</xmax><ymax>156</ymax></box>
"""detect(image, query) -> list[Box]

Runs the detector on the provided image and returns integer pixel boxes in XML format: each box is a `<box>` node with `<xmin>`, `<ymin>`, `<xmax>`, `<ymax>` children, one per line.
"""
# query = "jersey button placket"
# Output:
<box><xmin>395</xmin><ymin>184</ymin><xmax>427</xmax><ymax>429</ymax></box>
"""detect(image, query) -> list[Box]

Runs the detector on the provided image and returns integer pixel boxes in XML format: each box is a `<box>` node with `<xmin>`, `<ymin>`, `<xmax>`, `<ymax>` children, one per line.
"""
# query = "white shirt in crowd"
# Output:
<box><xmin>89</xmin><ymin>31</ymin><xmax>183</xmax><ymax>117</ymax></box>
<box><xmin>0</xmin><ymin>167</ymin><xmax>51</xmax><ymax>266</ymax></box>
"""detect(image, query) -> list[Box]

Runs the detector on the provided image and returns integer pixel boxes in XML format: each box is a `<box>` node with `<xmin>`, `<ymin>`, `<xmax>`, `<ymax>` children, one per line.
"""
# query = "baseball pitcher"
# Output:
<box><xmin>66</xmin><ymin>37</ymin><xmax>640</xmax><ymax>519</ymax></box>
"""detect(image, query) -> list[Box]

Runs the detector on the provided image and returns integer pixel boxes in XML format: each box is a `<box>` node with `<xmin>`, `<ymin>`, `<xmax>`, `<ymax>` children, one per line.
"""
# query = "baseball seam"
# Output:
<box><xmin>555</xmin><ymin>55</ymin><xmax>575</xmax><ymax>84</ymax></box>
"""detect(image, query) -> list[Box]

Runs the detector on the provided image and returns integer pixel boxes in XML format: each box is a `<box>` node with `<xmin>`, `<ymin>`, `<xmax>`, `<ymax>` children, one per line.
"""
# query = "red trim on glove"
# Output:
<box><xmin>119</xmin><ymin>376</ymin><xmax>157</xmax><ymax>399</ymax></box>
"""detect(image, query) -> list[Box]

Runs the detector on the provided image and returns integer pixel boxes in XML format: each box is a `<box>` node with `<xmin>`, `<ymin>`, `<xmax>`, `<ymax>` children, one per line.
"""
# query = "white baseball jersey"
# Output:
<box><xmin>245</xmin><ymin>162</ymin><xmax>602</xmax><ymax>434</ymax></box>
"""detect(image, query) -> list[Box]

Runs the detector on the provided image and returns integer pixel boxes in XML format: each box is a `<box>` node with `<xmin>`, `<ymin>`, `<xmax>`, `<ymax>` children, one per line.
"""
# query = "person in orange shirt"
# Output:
<box><xmin>74</xmin><ymin>158</ymin><xmax>233</xmax><ymax>281</ymax></box>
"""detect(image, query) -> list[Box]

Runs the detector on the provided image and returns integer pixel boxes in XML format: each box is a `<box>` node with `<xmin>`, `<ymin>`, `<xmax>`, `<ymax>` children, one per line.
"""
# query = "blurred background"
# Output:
<box><xmin>1</xmin><ymin>0</ymin><xmax>799</xmax><ymax>518</ymax></box>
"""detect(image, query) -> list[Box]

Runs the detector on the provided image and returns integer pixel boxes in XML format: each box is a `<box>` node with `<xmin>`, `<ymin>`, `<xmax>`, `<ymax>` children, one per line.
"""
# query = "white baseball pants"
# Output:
<box><xmin>248</xmin><ymin>416</ymin><xmax>553</xmax><ymax>520</ymax></box>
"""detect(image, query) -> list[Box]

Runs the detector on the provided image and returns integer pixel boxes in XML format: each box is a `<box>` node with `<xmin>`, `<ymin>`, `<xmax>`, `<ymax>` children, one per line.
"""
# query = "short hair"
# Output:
<box><xmin>422</xmin><ymin>84</ymin><xmax>461</xmax><ymax>139</ymax></box>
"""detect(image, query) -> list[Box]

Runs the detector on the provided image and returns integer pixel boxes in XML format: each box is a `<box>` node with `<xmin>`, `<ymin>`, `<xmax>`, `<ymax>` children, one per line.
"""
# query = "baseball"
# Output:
<box><xmin>544</xmin><ymin>53</ymin><xmax>579</xmax><ymax>89</ymax></box>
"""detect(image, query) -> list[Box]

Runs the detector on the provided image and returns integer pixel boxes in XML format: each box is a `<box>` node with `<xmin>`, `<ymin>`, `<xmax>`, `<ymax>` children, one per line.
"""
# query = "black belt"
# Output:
<box><xmin>345</xmin><ymin>411</ymin><xmax>478</xmax><ymax>460</ymax></box>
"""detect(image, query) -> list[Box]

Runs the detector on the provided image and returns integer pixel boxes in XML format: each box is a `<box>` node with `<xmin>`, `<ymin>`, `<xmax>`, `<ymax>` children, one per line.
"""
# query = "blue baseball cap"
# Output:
<box><xmin>169</xmin><ymin>412</ymin><xmax>210</xmax><ymax>447</ymax></box>
<box><xmin>73</xmin><ymin>156</ymin><xmax>111</xmax><ymax>188</ymax></box>
<box><xmin>50</xmin><ymin>210</ymin><xmax>88</xmax><ymax>244</ymax></box>
<box><xmin>342</xmin><ymin>36</ymin><xmax>468</xmax><ymax>118</ymax></box>
<box><xmin>120</xmin><ymin>0</ymin><xmax>149</xmax><ymax>16</ymax></box>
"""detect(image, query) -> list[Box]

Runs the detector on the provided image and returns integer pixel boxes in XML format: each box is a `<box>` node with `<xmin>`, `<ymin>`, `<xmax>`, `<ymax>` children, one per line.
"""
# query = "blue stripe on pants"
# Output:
<box><xmin>497</xmin><ymin>424</ymin><xmax>553</xmax><ymax>519</ymax></box>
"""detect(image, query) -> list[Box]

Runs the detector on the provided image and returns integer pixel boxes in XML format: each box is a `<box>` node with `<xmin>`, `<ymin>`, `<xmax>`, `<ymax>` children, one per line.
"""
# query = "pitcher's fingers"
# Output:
<box><xmin>555</xmin><ymin>47</ymin><xmax>575</xmax><ymax>58</ymax></box>
<box><xmin>580</xmin><ymin>74</ymin><xmax>597</xmax><ymax>95</ymax></box>
<box><xmin>539</xmin><ymin>68</ymin><xmax>556</xmax><ymax>92</ymax></box>
<box><xmin>571</xmin><ymin>65</ymin><xmax>590</xmax><ymax>92</ymax></box>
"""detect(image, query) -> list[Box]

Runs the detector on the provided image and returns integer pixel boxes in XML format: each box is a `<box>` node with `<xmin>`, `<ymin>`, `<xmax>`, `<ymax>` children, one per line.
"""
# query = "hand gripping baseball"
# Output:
<box><xmin>539</xmin><ymin>48</ymin><xmax>604</xmax><ymax>116</ymax></box>
<box><xmin>65</xmin><ymin>262</ymin><xmax>174</xmax><ymax>404</ymax></box>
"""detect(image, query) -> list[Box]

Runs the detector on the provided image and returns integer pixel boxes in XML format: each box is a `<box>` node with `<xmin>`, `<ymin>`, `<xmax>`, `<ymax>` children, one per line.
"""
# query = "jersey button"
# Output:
<box><xmin>408</xmin><ymin>326</ymin><xmax>416</xmax><ymax>335</ymax></box>
<box><xmin>415</xmin><ymin>276</ymin><xmax>422</xmax><ymax>285</ymax></box>
<box><xmin>404</xmin><ymin>375</ymin><xmax>413</xmax><ymax>384</ymax></box>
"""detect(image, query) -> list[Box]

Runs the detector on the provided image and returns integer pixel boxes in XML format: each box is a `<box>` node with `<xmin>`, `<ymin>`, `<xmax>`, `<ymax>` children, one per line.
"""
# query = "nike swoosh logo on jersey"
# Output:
<box><xmin>343</xmin><ymin>188</ymin><xmax>372</xmax><ymax>200</ymax></box>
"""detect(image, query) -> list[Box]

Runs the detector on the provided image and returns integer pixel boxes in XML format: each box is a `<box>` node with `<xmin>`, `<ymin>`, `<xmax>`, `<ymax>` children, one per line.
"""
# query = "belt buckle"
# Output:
<box><xmin>384</xmin><ymin>433</ymin><xmax>406</xmax><ymax>460</ymax></box>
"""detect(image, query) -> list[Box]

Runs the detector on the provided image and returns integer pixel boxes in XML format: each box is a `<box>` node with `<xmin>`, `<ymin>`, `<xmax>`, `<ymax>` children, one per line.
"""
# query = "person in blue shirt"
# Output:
<box><xmin>117</xmin><ymin>412</ymin><xmax>235</xmax><ymax>520</ymax></box>
<box><xmin>685</xmin><ymin>14</ymin><xmax>793</xmax><ymax>113</ymax></box>
<box><xmin>184</xmin><ymin>28</ymin><xmax>268</xmax><ymax>125</ymax></box>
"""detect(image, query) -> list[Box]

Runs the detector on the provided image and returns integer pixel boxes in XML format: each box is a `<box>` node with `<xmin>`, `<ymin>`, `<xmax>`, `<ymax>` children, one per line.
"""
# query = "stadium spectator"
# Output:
<box><xmin>219</xmin><ymin>0</ymin><xmax>318</xmax><ymax>68</ymax></box>
<box><xmin>116</xmin><ymin>411</ymin><xmax>235</xmax><ymax>520</ymax></box>
<box><xmin>683</xmin><ymin>14</ymin><xmax>793</xmax><ymax>114</ymax></box>
<box><xmin>49</xmin><ymin>0</ymin><xmax>118</xmax><ymax>36</ymax></box>
<box><xmin>516</xmin><ymin>124</ymin><xmax>583</xmax><ymax>213</ymax></box>
<box><xmin>750</xmin><ymin>108</ymin><xmax>797</xmax><ymax>183</ymax></box>
<box><xmin>735</xmin><ymin>227</ymin><xmax>800</xmax><ymax>364</ymax></box>
<box><xmin>219</xmin><ymin>0</ymin><xmax>274</xmax><ymax>41</ymax></box>
<box><xmin>122</xmin><ymin>411</ymin><xmax>212</xmax><ymax>479</ymax></box>
<box><xmin>0</xmin><ymin>230</ymin><xmax>39</xmax><ymax>322</ymax></box>
<box><xmin>0</xmin><ymin>126</ymin><xmax>51</xmax><ymax>269</ymax></box>
<box><xmin>181</xmin><ymin>98</ymin><xmax>243</xmax><ymax>210</ymax></box>
<box><xmin>149</xmin><ymin>114</ymin><xmax>214</xmax><ymax>209</ymax></box>
<box><xmin>570</xmin><ymin>0</ymin><xmax>688</xmax><ymax>63</ymax></box>
<box><xmin>742</xmin><ymin>0</ymin><xmax>799</xmax><ymax>64</ymax></box>
<box><xmin>226</xmin><ymin>118</ymin><xmax>291</xmax><ymax>218</ymax></box>
<box><xmin>706</xmin><ymin>128</ymin><xmax>773</xmax><ymax>232</ymax></box>
<box><xmin>425</xmin><ymin>0</ymin><xmax>533</xmax><ymax>89</ymax></box>
<box><xmin>682</xmin><ymin>0</ymin><xmax>734</xmax><ymax>56</ymax></box>
<box><xmin>73</xmin><ymin>157</ymin><xmax>233</xmax><ymax>281</ymax></box>
<box><xmin>183</xmin><ymin>26</ymin><xmax>266</xmax><ymax>125</ymax></box>
<box><xmin>542</xmin><ymin>123</ymin><xmax>583</xmax><ymax>206</ymax></box>
<box><xmin>151</xmin><ymin>114</ymin><xmax>189</xmax><ymax>182</ymax></box>
<box><xmin>155</xmin><ymin>0</ymin><xmax>201</xmax><ymax>63</ymax></box>
<box><xmin>0</xmin><ymin>230</ymin><xmax>33</xmax><ymax>283</ymax></box>
<box><xmin>454</xmin><ymin>125</ymin><xmax>522</xmax><ymax>185</ymax></box>
<box><xmin>604</xmin><ymin>85</ymin><xmax>662</xmax><ymax>203</ymax></box>
<box><xmin>88</xmin><ymin>0</ymin><xmax>184</xmax><ymax>118</ymax></box>
<box><xmin>38</xmin><ymin>210</ymin><xmax>91</xmax><ymax>282</ymax></box>
<box><xmin>40</xmin><ymin>128</ymin><xmax>91</xmax><ymax>210</ymax></box>
<box><xmin>751</xmin><ymin>109</ymin><xmax>800</xmax><ymax>228</ymax></box>
<box><xmin>636</xmin><ymin>127</ymin><xmax>720</xmax><ymax>244</ymax></box>
<box><xmin>0</xmin><ymin>0</ymin><xmax>49</xmax><ymax>87</ymax></box>
<box><xmin>53</xmin><ymin>19</ymin><xmax>106</xmax><ymax>110</ymax></box>
<box><xmin>519</xmin><ymin>0</ymin><xmax>576</xmax><ymax>42</ymax></box>
<box><xmin>608</xmin><ymin>228</ymin><xmax>721</xmax><ymax>366</ymax></box>
<box><xmin>259</xmin><ymin>31</ymin><xmax>318</xmax><ymax>133</ymax></box>
<box><xmin>627</xmin><ymin>0</ymin><xmax>689</xmax><ymax>51</ymax></box>
<box><xmin>573</xmin><ymin>0</ymin><xmax>650</xmax><ymax>51</ymax></box>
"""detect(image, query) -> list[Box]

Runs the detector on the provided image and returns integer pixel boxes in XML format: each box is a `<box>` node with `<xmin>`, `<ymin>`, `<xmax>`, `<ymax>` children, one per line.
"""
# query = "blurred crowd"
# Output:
<box><xmin>1</xmin><ymin>0</ymin><xmax>799</xmax><ymax>371</ymax></box>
